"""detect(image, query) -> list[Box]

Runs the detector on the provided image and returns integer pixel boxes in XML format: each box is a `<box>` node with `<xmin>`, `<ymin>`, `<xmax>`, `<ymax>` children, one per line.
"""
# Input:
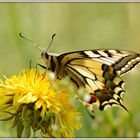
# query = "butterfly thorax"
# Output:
<box><xmin>41</xmin><ymin>51</ymin><xmax>57</xmax><ymax>71</ymax></box>
<box><xmin>41</xmin><ymin>51</ymin><xmax>63</xmax><ymax>79</ymax></box>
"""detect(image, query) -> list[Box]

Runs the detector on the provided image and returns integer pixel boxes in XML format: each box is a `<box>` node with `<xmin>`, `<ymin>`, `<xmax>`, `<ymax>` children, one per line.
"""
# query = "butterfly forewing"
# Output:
<box><xmin>84</xmin><ymin>50</ymin><xmax>140</xmax><ymax>75</ymax></box>
<box><xmin>59</xmin><ymin>49</ymin><xmax>140</xmax><ymax>75</ymax></box>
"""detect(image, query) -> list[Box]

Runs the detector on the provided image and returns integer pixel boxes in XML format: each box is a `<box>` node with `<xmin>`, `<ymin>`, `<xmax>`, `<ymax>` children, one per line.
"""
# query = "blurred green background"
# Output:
<box><xmin>0</xmin><ymin>2</ymin><xmax>140</xmax><ymax>138</ymax></box>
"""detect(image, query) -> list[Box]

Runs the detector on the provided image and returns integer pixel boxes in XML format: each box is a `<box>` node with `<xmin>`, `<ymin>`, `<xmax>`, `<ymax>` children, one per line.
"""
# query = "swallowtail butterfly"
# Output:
<box><xmin>41</xmin><ymin>49</ymin><xmax>140</xmax><ymax>113</ymax></box>
<box><xmin>20</xmin><ymin>33</ymin><xmax>140</xmax><ymax>115</ymax></box>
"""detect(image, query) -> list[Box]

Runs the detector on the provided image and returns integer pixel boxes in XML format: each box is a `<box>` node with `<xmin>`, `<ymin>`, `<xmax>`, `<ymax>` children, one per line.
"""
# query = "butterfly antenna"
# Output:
<box><xmin>46</xmin><ymin>34</ymin><xmax>56</xmax><ymax>51</ymax></box>
<box><xmin>19</xmin><ymin>33</ymin><xmax>43</xmax><ymax>51</ymax></box>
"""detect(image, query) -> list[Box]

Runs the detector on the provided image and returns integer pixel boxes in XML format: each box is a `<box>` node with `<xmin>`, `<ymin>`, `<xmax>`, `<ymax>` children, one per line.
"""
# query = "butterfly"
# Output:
<box><xmin>19</xmin><ymin>33</ymin><xmax>140</xmax><ymax>115</ymax></box>
<box><xmin>40</xmin><ymin>49</ymin><xmax>140</xmax><ymax>114</ymax></box>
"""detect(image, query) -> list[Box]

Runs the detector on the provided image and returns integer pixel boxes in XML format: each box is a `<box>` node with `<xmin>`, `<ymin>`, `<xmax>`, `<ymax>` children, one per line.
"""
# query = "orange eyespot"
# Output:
<box><xmin>88</xmin><ymin>94</ymin><xmax>97</xmax><ymax>104</ymax></box>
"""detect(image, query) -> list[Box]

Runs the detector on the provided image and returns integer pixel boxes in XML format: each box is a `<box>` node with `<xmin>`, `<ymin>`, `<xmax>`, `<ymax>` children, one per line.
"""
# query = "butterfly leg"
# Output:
<box><xmin>36</xmin><ymin>63</ymin><xmax>46</xmax><ymax>69</ymax></box>
<box><xmin>29</xmin><ymin>60</ymin><xmax>32</xmax><ymax>69</ymax></box>
<box><xmin>38</xmin><ymin>63</ymin><xmax>48</xmax><ymax>79</ymax></box>
<box><xmin>34</xmin><ymin>63</ymin><xmax>47</xmax><ymax>79</ymax></box>
<box><xmin>28</xmin><ymin>59</ymin><xmax>36</xmax><ymax>69</ymax></box>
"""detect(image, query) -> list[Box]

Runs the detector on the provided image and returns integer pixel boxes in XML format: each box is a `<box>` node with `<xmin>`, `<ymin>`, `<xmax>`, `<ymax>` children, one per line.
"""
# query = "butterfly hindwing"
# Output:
<box><xmin>61</xmin><ymin>56</ymin><xmax>126</xmax><ymax>111</ymax></box>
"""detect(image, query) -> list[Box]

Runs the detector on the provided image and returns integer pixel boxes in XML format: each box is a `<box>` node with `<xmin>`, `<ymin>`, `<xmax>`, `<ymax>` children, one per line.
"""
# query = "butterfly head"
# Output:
<box><xmin>41</xmin><ymin>50</ymin><xmax>49</xmax><ymax>59</ymax></box>
<box><xmin>41</xmin><ymin>51</ymin><xmax>51</xmax><ymax>69</ymax></box>
<box><xmin>41</xmin><ymin>50</ymin><xmax>57</xmax><ymax>72</ymax></box>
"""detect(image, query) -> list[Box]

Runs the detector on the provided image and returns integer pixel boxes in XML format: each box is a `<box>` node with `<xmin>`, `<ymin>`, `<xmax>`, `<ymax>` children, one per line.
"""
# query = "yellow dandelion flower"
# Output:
<box><xmin>0</xmin><ymin>69</ymin><xmax>81</xmax><ymax>138</ymax></box>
